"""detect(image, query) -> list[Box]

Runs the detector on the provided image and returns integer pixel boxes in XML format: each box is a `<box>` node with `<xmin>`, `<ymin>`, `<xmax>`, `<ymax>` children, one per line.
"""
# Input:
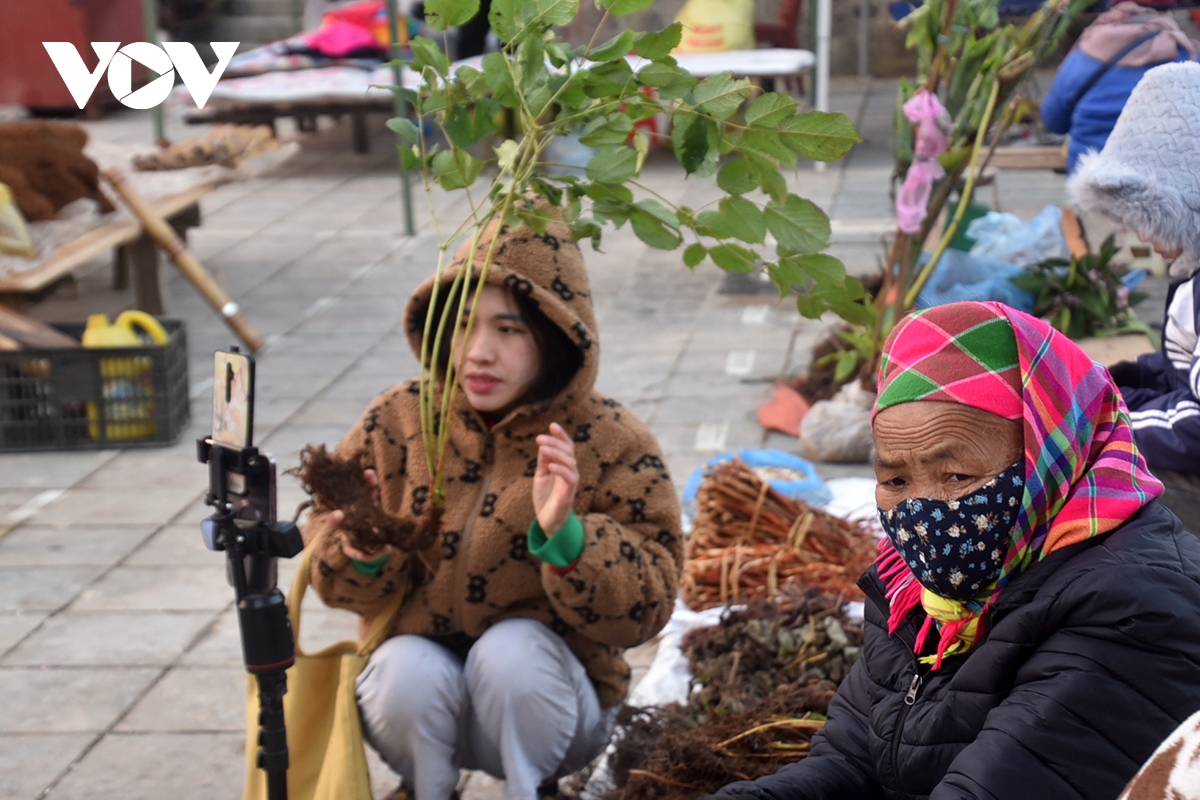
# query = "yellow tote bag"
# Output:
<box><xmin>243</xmin><ymin>543</ymin><xmax>405</xmax><ymax>800</ymax></box>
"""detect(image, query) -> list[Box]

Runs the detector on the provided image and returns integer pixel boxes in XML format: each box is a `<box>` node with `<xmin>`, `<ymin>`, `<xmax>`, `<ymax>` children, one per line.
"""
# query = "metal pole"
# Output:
<box><xmin>291</xmin><ymin>0</ymin><xmax>304</xmax><ymax>34</ymax></box>
<box><xmin>141</xmin><ymin>0</ymin><xmax>164</xmax><ymax>143</ymax></box>
<box><xmin>858</xmin><ymin>0</ymin><xmax>870</xmax><ymax>77</ymax></box>
<box><xmin>815</xmin><ymin>0</ymin><xmax>831</xmax><ymax>171</ymax></box>
<box><xmin>385</xmin><ymin>0</ymin><xmax>417</xmax><ymax>236</ymax></box>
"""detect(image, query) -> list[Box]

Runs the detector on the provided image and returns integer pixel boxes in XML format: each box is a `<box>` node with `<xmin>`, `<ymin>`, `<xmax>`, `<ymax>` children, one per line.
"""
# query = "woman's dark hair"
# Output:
<box><xmin>429</xmin><ymin>282</ymin><xmax>584</xmax><ymax>405</ymax></box>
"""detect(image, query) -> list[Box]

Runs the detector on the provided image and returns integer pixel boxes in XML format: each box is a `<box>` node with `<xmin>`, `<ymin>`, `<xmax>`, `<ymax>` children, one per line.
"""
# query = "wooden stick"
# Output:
<box><xmin>101</xmin><ymin>169</ymin><xmax>264</xmax><ymax>352</ymax></box>
<box><xmin>0</xmin><ymin>304</ymin><xmax>80</xmax><ymax>348</ymax></box>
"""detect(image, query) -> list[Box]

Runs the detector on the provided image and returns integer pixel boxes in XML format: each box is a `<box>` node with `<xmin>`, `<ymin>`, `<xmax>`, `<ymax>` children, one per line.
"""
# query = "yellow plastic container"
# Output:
<box><xmin>82</xmin><ymin>312</ymin><xmax>170</xmax><ymax>440</ymax></box>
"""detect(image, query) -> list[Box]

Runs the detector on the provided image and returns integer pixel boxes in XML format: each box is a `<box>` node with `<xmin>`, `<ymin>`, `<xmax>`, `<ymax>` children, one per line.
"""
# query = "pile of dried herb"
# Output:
<box><xmin>597</xmin><ymin>589</ymin><xmax>863</xmax><ymax>800</ymax></box>
<box><xmin>683</xmin><ymin>460</ymin><xmax>877</xmax><ymax>610</ymax></box>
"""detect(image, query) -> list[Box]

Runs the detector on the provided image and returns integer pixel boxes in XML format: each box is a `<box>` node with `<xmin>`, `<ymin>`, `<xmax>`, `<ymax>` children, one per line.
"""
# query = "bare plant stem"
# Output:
<box><xmin>904</xmin><ymin>77</ymin><xmax>1001</xmax><ymax>309</ymax></box>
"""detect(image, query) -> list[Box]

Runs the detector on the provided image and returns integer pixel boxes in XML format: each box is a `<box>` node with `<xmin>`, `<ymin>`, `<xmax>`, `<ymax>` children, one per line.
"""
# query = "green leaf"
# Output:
<box><xmin>744</xmin><ymin>92</ymin><xmax>798</xmax><ymax>128</ymax></box>
<box><xmin>683</xmin><ymin>243</ymin><xmax>707</xmax><ymax>268</ymax></box>
<box><xmin>409</xmin><ymin>36</ymin><xmax>451</xmax><ymax>77</ymax></box>
<box><xmin>630</xmin><ymin>203</ymin><xmax>683</xmax><ymax>250</ymax></box>
<box><xmin>768</xmin><ymin>259</ymin><xmax>806</xmax><ymax>292</ymax></box>
<box><xmin>635</xmin><ymin>198</ymin><xmax>679</xmax><ymax>227</ymax></box>
<box><xmin>482</xmin><ymin>52</ymin><xmax>520</xmax><ymax>108</ymax></box>
<box><xmin>739</xmin><ymin>129</ymin><xmax>797</xmax><ymax>169</ymax></box>
<box><xmin>431</xmin><ymin>149</ymin><xmax>484</xmax><ymax>190</ymax></box>
<box><xmin>636</xmin><ymin>61</ymin><xmax>696</xmax><ymax>99</ymax></box>
<box><xmin>535</xmin><ymin>0</ymin><xmax>580</xmax><ymax>26</ymax></box>
<box><xmin>718</xmin><ymin>196</ymin><xmax>765</xmax><ymax>244</ymax></box>
<box><xmin>552</xmin><ymin>72</ymin><xmax>588</xmax><ymax>108</ymax></box>
<box><xmin>424</xmin><ymin>0</ymin><xmax>480</xmax><ymax>30</ymax></box>
<box><xmin>385</xmin><ymin>117</ymin><xmax>420</xmax><ymax>147</ymax></box>
<box><xmin>691</xmin><ymin>72</ymin><xmax>754</xmax><ymax>120</ymax></box>
<box><xmin>832</xmin><ymin>350</ymin><xmax>859</xmax><ymax>383</ymax></box>
<box><xmin>672</xmin><ymin>114</ymin><xmax>709</xmax><ymax>174</ymax></box>
<box><xmin>709</xmin><ymin>243</ymin><xmax>758</xmax><ymax>273</ymax></box>
<box><xmin>398</xmin><ymin>144</ymin><xmax>421</xmax><ymax>170</ymax></box>
<box><xmin>795</xmin><ymin>294</ymin><xmax>825</xmax><ymax>319</ymax></box>
<box><xmin>792</xmin><ymin>253</ymin><xmax>846</xmax><ymax>285</ymax></box>
<box><xmin>634</xmin><ymin>23</ymin><xmax>683</xmax><ymax>59</ymax></box>
<box><xmin>766</xmin><ymin>195</ymin><xmax>830</xmax><ymax>255</ymax></box>
<box><xmin>579</xmin><ymin>113</ymin><xmax>633</xmax><ymax>147</ymax></box>
<box><xmin>597</xmin><ymin>0</ymin><xmax>655</xmax><ymax>16</ymax></box>
<box><xmin>489</xmin><ymin>0</ymin><xmax>518</xmax><ymax>40</ymax></box>
<box><xmin>717</xmin><ymin>158</ymin><xmax>758</xmax><ymax>195</ymax></box>
<box><xmin>586</xmin><ymin>145</ymin><xmax>638</xmax><ymax>184</ymax></box>
<box><xmin>778</xmin><ymin>112</ymin><xmax>862</xmax><ymax>162</ymax></box>
<box><xmin>445</xmin><ymin>101</ymin><xmax>498</xmax><ymax>148</ymax></box>
<box><xmin>584</xmin><ymin>60</ymin><xmax>634</xmax><ymax>99</ymax></box>
<box><xmin>588</xmin><ymin>30</ymin><xmax>636</xmax><ymax>62</ymax></box>
<box><xmin>584</xmin><ymin>183</ymin><xmax>634</xmax><ymax>203</ymax></box>
<box><xmin>745</xmin><ymin>153</ymin><xmax>787</xmax><ymax>202</ymax></box>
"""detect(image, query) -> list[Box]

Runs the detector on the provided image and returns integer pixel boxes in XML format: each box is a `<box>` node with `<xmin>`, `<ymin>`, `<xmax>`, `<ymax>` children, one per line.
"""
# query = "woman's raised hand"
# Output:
<box><xmin>533</xmin><ymin>422</ymin><xmax>579</xmax><ymax>536</ymax></box>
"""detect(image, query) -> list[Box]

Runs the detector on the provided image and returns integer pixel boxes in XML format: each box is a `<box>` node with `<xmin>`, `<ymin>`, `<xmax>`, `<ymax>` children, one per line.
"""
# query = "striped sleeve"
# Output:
<box><xmin>1125</xmin><ymin>275</ymin><xmax>1200</xmax><ymax>472</ymax></box>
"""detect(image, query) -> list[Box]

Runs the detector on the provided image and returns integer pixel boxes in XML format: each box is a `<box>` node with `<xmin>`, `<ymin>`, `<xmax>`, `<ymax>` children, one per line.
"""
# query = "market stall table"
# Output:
<box><xmin>0</xmin><ymin>183</ymin><xmax>213</xmax><ymax>313</ymax></box>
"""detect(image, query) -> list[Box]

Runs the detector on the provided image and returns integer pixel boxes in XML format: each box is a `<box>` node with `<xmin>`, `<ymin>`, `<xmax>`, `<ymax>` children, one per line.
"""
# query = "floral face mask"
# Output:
<box><xmin>878</xmin><ymin>462</ymin><xmax>1025</xmax><ymax>601</ymax></box>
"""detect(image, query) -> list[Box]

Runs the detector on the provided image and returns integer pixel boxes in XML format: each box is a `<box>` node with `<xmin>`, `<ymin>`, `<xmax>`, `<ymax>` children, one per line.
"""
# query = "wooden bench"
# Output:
<box><xmin>186</xmin><ymin>100</ymin><xmax>392</xmax><ymax>154</ymax></box>
<box><xmin>0</xmin><ymin>184</ymin><xmax>213</xmax><ymax>314</ymax></box>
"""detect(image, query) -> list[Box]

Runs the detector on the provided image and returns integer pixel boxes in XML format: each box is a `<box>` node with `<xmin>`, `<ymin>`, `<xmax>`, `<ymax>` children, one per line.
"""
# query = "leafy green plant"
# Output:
<box><xmin>1011</xmin><ymin>235</ymin><xmax>1160</xmax><ymax>345</ymax></box>
<box><xmin>391</xmin><ymin>0</ymin><xmax>864</xmax><ymax>506</ymax></box>
<box><xmin>797</xmin><ymin>0</ymin><xmax>1089</xmax><ymax>395</ymax></box>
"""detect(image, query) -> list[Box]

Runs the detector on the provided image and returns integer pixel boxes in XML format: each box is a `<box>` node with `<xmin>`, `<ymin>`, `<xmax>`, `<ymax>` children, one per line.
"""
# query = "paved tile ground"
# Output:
<box><xmin>0</xmin><ymin>77</ymin><xmax>1077</xmax><ymax>799</ymax></box>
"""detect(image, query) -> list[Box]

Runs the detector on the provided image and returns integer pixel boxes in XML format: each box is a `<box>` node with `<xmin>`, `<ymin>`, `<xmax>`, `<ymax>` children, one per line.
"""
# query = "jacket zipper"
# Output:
<box><xmin>890</xmin><ymin>664</ymin><xmax>924</xmax><ymax>795</ymax></box>
<box><xmin>452</xmin><ymin>437</ymin><xmax>493</xmax><ymax>632</ymax></box>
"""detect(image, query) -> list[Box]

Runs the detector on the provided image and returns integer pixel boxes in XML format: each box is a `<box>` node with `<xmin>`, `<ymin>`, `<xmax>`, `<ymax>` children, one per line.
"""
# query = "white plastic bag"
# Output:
<box><xmin>967</xmin><ymin>204</ymin><xmax>1068</xmax><ymax>268</ymax></box>
<box><xmin>799</xmin><ymin>383</ymin><xmax>876</xmax><ymax>463</ymax></box>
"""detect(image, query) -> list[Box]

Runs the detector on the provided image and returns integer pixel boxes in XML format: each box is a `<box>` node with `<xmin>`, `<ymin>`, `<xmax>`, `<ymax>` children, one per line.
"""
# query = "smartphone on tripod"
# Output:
<box><xmin>199</xmin><ymin>348</ymin><xmax>302</xmax><ymax>800</ymax></box>
<box><xmin>208</xmin><ymin>350</ymin><xmax>278</xmax><ymax>592</ymax></box>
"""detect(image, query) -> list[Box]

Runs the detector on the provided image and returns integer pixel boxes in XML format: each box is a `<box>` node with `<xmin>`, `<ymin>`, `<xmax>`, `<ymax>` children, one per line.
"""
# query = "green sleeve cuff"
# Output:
<box><xmin>527</xmin><ymin>510</ymin><xmax>585</xmax><ymax>568</ymax></box>
<box><xmin>350</xmin><ymin>555</ymin><xmax>389</xmax><ymax>575</ymax></box>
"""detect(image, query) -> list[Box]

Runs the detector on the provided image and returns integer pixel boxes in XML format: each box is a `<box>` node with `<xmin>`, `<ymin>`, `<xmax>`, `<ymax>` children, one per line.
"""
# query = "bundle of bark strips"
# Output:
<box><xmin>683</xmin><ymin>459</ymin><xmax>877</xmax><ymax>610</ymax></box>
<box><xmin>597</xmin><ymin>590</ymin><xmax>862</xmax><ymax>800</ymax></box>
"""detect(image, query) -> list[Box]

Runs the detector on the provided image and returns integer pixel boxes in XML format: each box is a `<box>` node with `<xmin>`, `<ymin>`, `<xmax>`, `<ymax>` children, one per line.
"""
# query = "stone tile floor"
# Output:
<box><xmin>0</xmin><ymin>77</ymin><xmax>1075</xmax><ymax>799</ymax></box>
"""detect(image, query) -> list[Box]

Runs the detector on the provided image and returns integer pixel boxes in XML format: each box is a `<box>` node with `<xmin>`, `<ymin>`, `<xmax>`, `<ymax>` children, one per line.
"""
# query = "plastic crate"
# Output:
<box><xmin>0</xmin><ymin>319</ymin><xmax>189</xmax><ymax>451</ymax></box>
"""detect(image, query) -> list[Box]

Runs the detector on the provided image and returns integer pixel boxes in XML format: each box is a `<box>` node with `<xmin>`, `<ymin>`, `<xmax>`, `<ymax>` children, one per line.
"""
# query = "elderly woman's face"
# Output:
<box><xmin>873</xmin><ymin>401</ymin><xmax>1023</xmax><ymax>511</ymax></box>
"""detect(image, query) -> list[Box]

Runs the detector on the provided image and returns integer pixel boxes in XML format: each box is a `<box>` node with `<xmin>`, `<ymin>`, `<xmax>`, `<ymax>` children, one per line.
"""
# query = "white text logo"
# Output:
<box><xmin>42</xmin><ymin>42</ymin><xmax>239</xmax><ymax>109</ymax></box>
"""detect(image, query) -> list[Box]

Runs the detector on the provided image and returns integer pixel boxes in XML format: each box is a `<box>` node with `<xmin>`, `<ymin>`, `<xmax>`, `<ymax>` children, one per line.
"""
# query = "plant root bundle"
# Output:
<box><xmin>599</xmin><ymin>591</ymin><xmax>862</xmax><ymax>800</ymax></box>
<box><xmin>290</xmin><ymin>444</ymin><xmax>436</xmax><ymax>553</ymax></box>
<box><xmin>682</xmin><ymin>460</ymin><xmax>877</xmax><ymax>611</ymax></box>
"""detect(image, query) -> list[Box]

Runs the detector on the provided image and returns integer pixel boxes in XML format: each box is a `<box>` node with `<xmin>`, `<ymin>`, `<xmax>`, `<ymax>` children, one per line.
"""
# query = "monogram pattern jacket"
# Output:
<box><xmin>302</xmin><ymin>216</ymin><xmax>683</xmax><ymax>707</ymax></box>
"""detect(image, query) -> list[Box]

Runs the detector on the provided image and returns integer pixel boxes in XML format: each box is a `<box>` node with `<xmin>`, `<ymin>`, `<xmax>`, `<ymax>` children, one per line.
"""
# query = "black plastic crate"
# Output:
<box><xmin>0</xmin><ymin>320</ymin><xmax>190</xmax><ymax>451</ymax></box>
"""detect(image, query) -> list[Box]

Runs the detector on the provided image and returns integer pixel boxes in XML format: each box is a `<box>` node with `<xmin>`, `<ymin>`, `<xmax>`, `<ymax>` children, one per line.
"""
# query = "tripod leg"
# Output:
<box><xmin>256</xmin><ymin>670</ymin><xmax>290</xmax><ymax>800</ymax></box>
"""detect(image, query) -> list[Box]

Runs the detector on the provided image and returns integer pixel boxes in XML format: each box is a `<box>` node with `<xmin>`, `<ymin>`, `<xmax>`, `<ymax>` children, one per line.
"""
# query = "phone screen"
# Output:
<box><xmin>212</xmin><ymin>351</ymin><xmax>255</xmax><ymax>449</ymax></box>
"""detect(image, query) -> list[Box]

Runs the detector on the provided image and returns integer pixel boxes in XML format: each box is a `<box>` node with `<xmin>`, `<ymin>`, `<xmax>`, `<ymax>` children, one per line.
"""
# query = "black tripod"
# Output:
<box><xmin>199</xmin><ymin>438</ymin><xmax>303</xmax><ymax>800</ymax></box>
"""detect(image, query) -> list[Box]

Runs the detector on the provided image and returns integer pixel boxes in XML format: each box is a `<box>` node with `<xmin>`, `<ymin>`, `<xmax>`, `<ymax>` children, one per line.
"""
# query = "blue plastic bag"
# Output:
<box><xmin>915</xmin><ymin>249</ymin><xmax>1036</xmax><ymax>312</ymax></box>
<box><xmin>682</xmin><ymin>449</ymin><xmax>832</xmax><ymax>509</ymax></box>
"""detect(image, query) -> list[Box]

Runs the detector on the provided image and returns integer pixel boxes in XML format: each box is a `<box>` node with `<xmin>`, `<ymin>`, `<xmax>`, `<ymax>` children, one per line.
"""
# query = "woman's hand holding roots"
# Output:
<box><xmin>533</xmin><ymin>422</ymin><xmax>579</xmax><ymax>537</ymax></box>
<box><xmin>333</xmin><ymin>468</ymin><xmax>394</xmax><ymax>562</ymax></box>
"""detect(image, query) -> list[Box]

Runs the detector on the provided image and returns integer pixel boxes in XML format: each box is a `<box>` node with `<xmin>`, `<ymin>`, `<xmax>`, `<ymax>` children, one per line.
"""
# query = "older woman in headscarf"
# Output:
<box><xmin>705</xmin><ymin>300</ymin><xmax>1200</xmax><ymax>800</ymax></box>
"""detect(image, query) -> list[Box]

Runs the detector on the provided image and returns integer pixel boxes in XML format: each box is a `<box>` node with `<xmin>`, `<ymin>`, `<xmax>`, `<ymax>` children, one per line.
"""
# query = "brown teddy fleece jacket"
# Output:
<box><xmin>302</xmin><ymin>216</ymin><xmax>684</xmax><ymax>708</ymax></box>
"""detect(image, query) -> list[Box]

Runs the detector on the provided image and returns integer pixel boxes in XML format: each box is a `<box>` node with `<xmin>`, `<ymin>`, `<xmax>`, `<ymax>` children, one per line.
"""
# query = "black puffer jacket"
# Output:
<box><xmin>713</xmin><ymin>502</ymin><xmax>1200</xmax><ymax>800</ymax></box>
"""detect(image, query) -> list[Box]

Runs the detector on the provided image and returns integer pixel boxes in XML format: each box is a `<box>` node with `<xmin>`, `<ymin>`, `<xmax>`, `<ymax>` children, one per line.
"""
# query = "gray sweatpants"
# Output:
<box><xmin>356</xmin><ymin>617</ymin><xmax>612</xmax><ymax>800</ymax></box>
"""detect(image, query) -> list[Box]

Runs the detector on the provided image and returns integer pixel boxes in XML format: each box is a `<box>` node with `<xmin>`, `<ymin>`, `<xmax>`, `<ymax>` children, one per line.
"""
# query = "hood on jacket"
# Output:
<box><xmin>403</xmin><ymin>209</ymin><xmax>599</xmax><ymax>415</ymax></box>
<box><xmin>1069</xmin><ymin>61</ymin><xmax>1200</xmax><ymax>278</ymax></box>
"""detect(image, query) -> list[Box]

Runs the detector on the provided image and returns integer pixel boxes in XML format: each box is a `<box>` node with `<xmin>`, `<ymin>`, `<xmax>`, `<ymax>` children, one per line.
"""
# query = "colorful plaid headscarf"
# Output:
<box><xmin>872</xmin><ymin>301</ymin><xmax>1163</xmax><ymax>667</ymax></box>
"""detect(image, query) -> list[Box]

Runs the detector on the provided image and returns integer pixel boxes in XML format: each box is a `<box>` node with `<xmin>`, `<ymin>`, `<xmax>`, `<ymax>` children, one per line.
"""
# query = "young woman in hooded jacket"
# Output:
<box><xmin>301</xmin><ymin>216</ymin><xmax>683</xmax><ymax>800</ymax></box>
<box><xmin>707</xmin><ymin>300</ymin><xmax>1200</xmax><ymax>800</ymax></box>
